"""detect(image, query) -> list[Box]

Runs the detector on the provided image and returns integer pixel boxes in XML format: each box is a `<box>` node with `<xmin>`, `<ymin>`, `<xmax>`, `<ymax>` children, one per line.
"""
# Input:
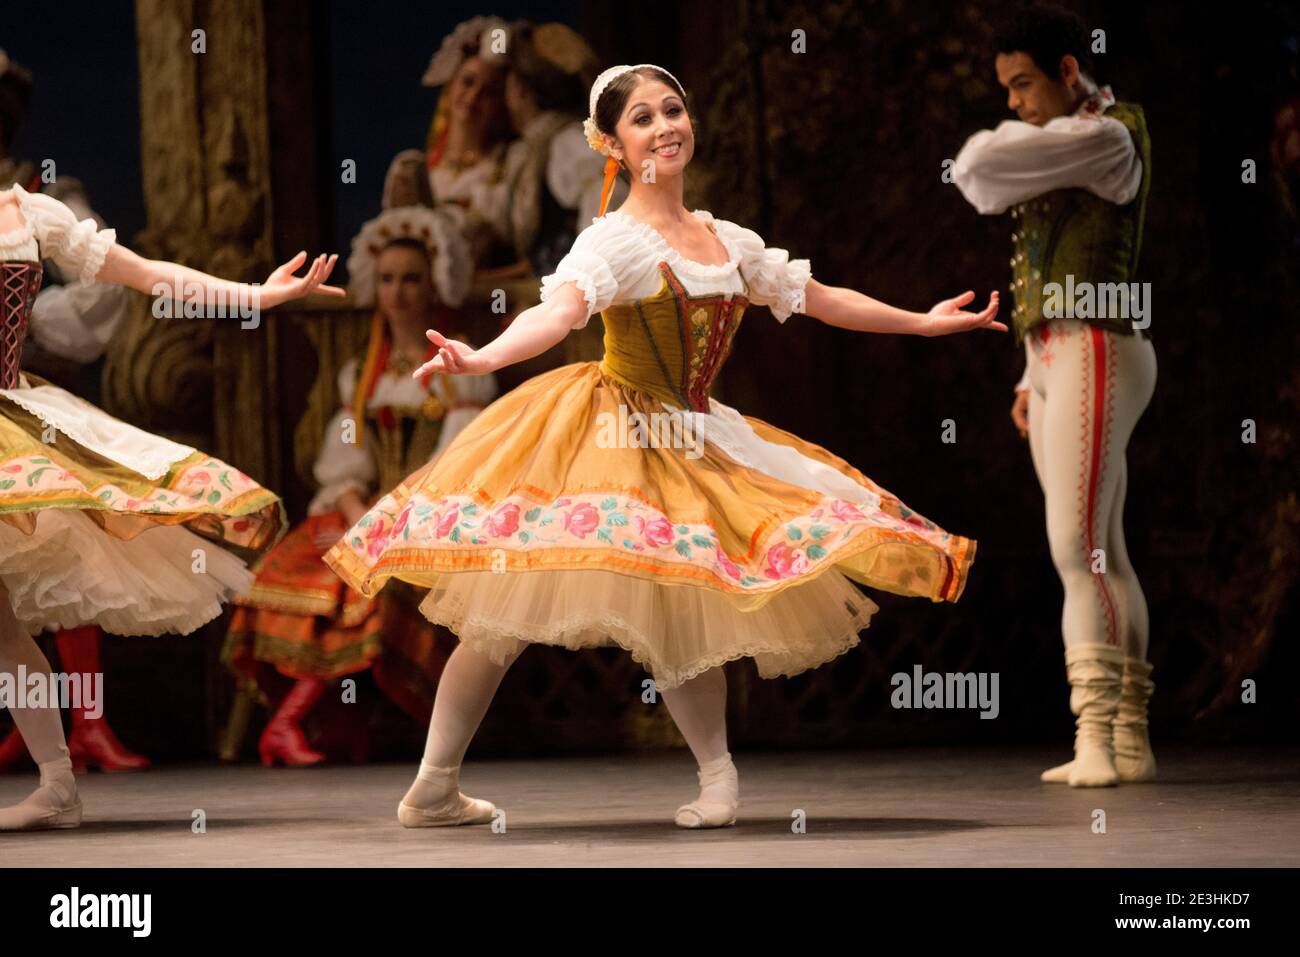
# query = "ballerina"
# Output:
<box><xmin>325</xmin><ymin>63</ymin><xmax>1003</xmax><ymax>829</ymax></box>
<box><xmin>0</xmin><ymin>183</ymin><xmax>342</xmax><ymax>830</ymax></box>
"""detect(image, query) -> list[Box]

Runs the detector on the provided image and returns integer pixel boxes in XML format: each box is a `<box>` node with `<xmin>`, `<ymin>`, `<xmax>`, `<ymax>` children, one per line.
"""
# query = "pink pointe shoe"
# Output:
<box><xmin>675</xmin><ymin>752</ymin><xmax>739</xmax><ymax>829</ymax></box>
<box><xmin>397</xmin><ymin>762</ymin><xmax>496</xmax><ymax>827</ymax></box>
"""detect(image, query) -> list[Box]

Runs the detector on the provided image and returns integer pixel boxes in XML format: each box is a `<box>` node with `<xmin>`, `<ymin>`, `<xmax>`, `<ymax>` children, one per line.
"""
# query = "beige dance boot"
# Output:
<box><xmin>397</xmin><ymin>762</ymin><xmax>496</xmax><ymax>827</ymax></box>
<box><xmin>1113</xmin><ymin>657</ymin><xmax>1157</xmax><ymax>782</ymax></box>
<box><xmin>1039</xmin><ymin>644</ymin><xmax>1123</xmax><ymax>787</ymax></box>
<box><xmin>0</xmin><ymin>750</ymin><xmax>82</xmax><ymax>831</ymax></box>
<box><xmin>1041</xmin><ymin>654</ymin><xmax>1156</xmax><ymax>783</ymax></box>
<box><xmin>675</xmin><ymin>752</ymin><xmax>739</xmax><ymax>828</ymax></box>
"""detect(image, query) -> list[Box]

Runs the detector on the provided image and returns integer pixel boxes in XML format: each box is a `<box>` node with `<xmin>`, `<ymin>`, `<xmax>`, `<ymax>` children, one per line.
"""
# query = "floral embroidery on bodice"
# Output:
<box><xmin>597</xmin><ymin>261</ymin><xmax>750</xmax><ymax>413</ymax></box>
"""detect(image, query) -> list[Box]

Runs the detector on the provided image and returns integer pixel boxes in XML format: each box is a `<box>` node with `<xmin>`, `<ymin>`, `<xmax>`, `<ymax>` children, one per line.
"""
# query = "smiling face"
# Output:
<box><xmin>606</xmin><ymin>77</ymin><xmax>693</xmax><ymax>178</ymax></box>
<box><xmin>375</xmin><ymin>243</ymin><xmax>435</xmax><ymax>327</ymax></box>
<box><xmin>994</xmin><ymin>50</ymin><xmax>1079</xmax><ymax>126</ymax></box>
<box><xmin>448</xmin><ymin>55</ymin><xmax>506</xmax><ymax>133</ymax></box>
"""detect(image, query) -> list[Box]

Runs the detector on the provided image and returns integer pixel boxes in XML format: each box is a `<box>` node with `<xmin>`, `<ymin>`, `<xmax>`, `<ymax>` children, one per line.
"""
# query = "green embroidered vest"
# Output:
<box><xmin>1008</xmin><ymin>101</ymin><xmax>1152</xmax><ymax>345</ymax></box>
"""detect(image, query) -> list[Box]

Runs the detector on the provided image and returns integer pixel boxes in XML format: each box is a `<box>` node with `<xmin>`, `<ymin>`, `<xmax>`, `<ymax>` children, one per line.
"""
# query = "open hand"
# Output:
<box><xmin>924</xmin><ymin>290</ymin><xmax>1005</xmax><ymax>336</ymax></box>
<box><xmin>411</xmin><ymin>329</ymin><xmax>494</xmax><ymax>378</ymax></box>
<box><xmin>260</xmin><ymin>252</ymin><xmax>345</xmax><ymax>308</ymax></box>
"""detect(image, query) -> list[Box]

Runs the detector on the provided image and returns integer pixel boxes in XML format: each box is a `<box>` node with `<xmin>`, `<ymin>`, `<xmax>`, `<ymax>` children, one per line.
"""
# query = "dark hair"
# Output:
<box><xmin>592</xmin><ymin>66</ymin><xmax>690</xmax><ymax>177</ymax></box>
<box><xmin>504</xmin><ymin>21</ymin><xmax>587</xmax><ymax>114</ymax></box>
<box><xmin>378</xmin><ymin>236</ymin><xmax>429</xmax><ymax>256</ymax></box>
<box><xmin>375</xmin><ymin>237</ymin><xmax>433</xmax><ymax>278</ymax></box>
<box><xmin>991</xmin><ymin>3</ymin><xmax>1094</xmax><ymax>80</ymax></box>
<box><xmin>0</xmin><ymin>61</ymin><xmax>34</xmax><ymax>152</ymax></box>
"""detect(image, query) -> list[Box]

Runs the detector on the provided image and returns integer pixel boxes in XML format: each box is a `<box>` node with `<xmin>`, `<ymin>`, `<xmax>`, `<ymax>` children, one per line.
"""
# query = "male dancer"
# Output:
<box><xmin>952</xmin><ymin>4</ymin><xmax>1157</xmax><ymax>787</ymax></box>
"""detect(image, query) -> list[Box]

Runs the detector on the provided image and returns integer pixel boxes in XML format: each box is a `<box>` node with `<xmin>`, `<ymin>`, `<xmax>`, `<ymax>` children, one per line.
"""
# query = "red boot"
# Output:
<box><xmin>56</xmin><ymin>626</ymin><xmax>152</xmax><ymax>773</ymax></box>
<box><xmin>259</xmin><ymin>678</ymin><xmax>328</xmax><ymax>767</ymax></box>
<box><xmin>0</xmin><ymin>726</ymin><xmax>31</xmax><ymax>773</ymax></box>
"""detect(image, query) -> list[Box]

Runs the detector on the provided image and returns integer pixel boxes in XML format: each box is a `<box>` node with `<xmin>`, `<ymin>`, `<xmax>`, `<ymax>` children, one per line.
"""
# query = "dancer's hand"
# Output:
<box><xmin>923</xmin><ymin>290</ymin><xmax>1005</xmax><ymax>336</ymax></box>
<box><xmin>1011</xmin><ymin>388</ymin><xmax>1029</xmax><ymax>439</ymax></box>
<box><xmin>412</xmin><ymin>329</ymin><xmax>494</xmax><ymax>377</ymax></box>
<box><xmin>260</xmin><ymin>252</ymin><xmax>345</xmax><ymax>308</ymax></box>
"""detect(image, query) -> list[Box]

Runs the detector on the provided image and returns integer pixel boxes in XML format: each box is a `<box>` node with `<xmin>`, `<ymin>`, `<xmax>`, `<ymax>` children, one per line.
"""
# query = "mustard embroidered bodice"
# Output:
<box><xmin>598</xmin><ymin>261</ymin><xmax>750</xmax><ymax>412</ymax></box>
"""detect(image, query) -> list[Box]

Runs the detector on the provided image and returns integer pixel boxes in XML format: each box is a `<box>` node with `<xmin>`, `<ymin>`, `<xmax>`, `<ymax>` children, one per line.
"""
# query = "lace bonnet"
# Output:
<box><xmin>347</xmin><ymin>205</ymin><xmax>472</xmax><ymax>309</ymax></box>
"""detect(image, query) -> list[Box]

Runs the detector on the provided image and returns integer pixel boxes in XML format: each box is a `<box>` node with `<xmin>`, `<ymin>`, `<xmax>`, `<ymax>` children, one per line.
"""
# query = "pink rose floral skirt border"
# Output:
<box><xmin>325</xmin><ymin>361</ymin><xmax>975</xmax><ymax>690</ymax></box>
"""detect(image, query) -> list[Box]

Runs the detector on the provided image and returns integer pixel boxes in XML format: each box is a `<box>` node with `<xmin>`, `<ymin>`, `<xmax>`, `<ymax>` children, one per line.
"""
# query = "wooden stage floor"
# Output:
<box><xmin>1</xmin><ymin>745</ymin><xmax>1296</xmax><ymax>867</ymax></box>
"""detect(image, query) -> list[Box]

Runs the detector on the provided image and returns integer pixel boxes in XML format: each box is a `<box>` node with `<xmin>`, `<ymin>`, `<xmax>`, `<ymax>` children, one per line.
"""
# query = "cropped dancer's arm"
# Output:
<box><xmin>97</xmin><ymin>246</ymin><xmax>345</xmax><ymax>309</ymax></box>
<box><xmin>411</xmin><ymin>283</ymin><xmax>587</xmax><ymax>378</ymax></box>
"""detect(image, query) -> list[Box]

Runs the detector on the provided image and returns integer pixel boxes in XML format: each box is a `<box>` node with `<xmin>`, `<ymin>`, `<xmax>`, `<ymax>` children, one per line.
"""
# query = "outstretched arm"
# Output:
<box><xmin>411</xmin><ymin>281</ymin><xmax>587</xmax><ymax>378</ymax></box>
<box><xmin>803</xmin><ymin>278</ymin><xmax>1005</xmax><ymax>337</ymax></box>
<box><xmin>96</xmin><ymin>246</ymin><xmax>344</xmax><ymax>310</ymax></box>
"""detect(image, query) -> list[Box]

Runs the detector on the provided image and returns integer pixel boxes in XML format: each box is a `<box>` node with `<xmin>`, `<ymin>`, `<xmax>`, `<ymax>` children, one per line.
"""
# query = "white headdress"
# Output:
<box><xmin>421</xmin><ymin>15</ymin><xmax>510</xmax><ymax>87</ymax></box>
<box><xmin>347</xmin><ymin>206</ymin><xmax>472</xmax><ymax>309</ymax></box>
<box><xmin>581</xmin><ymin>63</ymin><xmax>684</xmax><ymax>155</ymax></box>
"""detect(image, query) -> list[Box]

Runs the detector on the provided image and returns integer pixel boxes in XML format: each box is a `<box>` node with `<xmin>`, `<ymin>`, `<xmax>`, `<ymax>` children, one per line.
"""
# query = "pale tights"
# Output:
<box><xmin>402</xmin><ymin>640</ymin><xmax>736</xmax><ymax>811</ymax></box>
<box><xmin>0</xmin><ymin>584</ymin><xmax>78</xmax><ymax>820</ymax></box>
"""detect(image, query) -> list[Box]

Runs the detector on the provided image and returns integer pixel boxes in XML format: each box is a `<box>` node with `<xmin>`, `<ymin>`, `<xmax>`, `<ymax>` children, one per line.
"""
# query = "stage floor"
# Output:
<box><xmin>1</xmin><ymin>745</ymin><xmax>1296</xmax><ymax>866</ymax></box>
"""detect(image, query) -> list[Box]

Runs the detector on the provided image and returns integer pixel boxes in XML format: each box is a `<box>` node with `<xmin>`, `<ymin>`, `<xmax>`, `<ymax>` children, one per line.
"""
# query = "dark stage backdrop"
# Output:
<box><xmin>1</xmin><ymin>1</ymin><xmax>1295</xmax><ymax>761</ymax></box>
<box><xmin>1</xmin><ymin>3</ymin><xmax>143</xmax><ymax>243</ymax></box>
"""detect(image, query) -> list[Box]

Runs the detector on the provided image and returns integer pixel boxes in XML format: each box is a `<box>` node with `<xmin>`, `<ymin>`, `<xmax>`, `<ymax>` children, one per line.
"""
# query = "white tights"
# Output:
<box><xmin>403</xmin><ymin>639</ymin><xmax>735</xmax><ymax>810</ymax></box>
<box><xmin>0</xmin><ymin>584</ymin><xmax>77</xmax><ymax>818</ymax></box>
<box><xmin>1024</xmin><ymin>320</ymin><xmax>1157</xmax><ymax>657</ymax></box>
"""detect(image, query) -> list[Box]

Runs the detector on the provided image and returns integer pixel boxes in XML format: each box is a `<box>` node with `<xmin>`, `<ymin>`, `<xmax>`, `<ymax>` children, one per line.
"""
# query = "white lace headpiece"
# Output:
<box><xmin>347</xmin><ymin>206</ymin><xmax>472</xmax><ymax>309</ymax></box>
<box><xmin>421</xmin><ymin>16</ymin><xmax>509</xmax><ymax>87</ymax></box>
<box><xmin>581</xmin><ymin>63</ymin><xmax>683</xmax><ymax>155</ymax></box>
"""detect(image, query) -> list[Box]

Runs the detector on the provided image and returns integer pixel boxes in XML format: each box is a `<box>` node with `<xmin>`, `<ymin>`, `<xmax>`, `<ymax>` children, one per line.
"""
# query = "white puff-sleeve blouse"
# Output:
<box><xmin>2</xmin><ymin>184</ymin><xmax>117</xmax><ymax>284</ymax></box>
<box><xmin>538</xmin><ymin>209</ymin><xmax>812</xmax><ymax>329</ymax></box>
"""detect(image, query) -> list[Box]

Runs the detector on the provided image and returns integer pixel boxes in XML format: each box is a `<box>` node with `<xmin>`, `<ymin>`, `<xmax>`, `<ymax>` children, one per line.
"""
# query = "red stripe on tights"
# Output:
<box><xmin>1086</xmin><ymin>327</ymin><xmax>1119</xmax><ymax>646</ymax></box>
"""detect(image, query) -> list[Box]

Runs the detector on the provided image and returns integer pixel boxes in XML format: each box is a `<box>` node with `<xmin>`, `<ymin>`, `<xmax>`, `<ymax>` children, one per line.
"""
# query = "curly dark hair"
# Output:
<box><xmin>991</xmin><ymin>2</ymin><xmax>1095</xmax><ymax>80</ymax></box>
<box><xmin>504</xmin><ymin>21</ymin><xmax>587</xmax><ymax>115</ymax></box>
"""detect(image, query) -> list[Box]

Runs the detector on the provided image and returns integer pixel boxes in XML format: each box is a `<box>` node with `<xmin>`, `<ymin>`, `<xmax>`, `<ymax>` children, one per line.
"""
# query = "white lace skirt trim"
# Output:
<box><xmin>419</xmin><ymin>565</ymin><xmax>879</xmax><ymax>690</ymax></box>
<box><xmin>0</xmin><ymin>508</ymin><xmax>254</xmax><ymax>636</ymax></box>
<box><xmin>0</xmin><ymin>382</ymin><xmax>196</xmax><ymax>480</ymax></box>
<box><xmin>659</xmin><ymin>394</ymin><xmax>884</xmax><ymax>510</ymax></box>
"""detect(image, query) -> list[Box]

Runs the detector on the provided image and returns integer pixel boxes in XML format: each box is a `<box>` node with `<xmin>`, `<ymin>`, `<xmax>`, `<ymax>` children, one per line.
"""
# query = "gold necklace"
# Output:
<box><xmin>386</xmin><ymin>347</ymin><xmax>424</xmax><ymax>375</ymax></box>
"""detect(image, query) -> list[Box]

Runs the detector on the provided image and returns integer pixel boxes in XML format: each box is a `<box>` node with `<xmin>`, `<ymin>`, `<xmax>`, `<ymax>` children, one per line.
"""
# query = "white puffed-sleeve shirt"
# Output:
<box><xmin>538</xmin><ymin>209</ymin><xmax>812</xmax><ymax>329</ymax></box>
<box><xmin>952</xmin><ymin>86</ymin><xmax>1143</xmax><ymax>392</ymax></box>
